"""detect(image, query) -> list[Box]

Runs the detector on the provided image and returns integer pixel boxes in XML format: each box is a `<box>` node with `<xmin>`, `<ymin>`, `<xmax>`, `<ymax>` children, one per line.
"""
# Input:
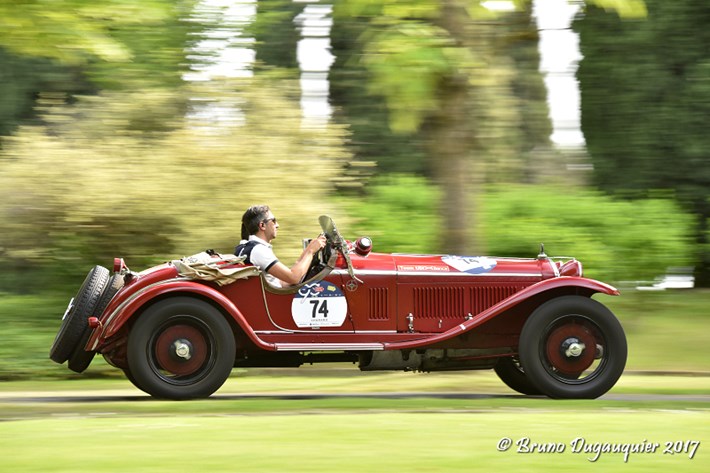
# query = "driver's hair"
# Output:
<box><xmin>241</xmin><ymin>205</ymin><xmax>271</xmax><ymax>240</ymax></box>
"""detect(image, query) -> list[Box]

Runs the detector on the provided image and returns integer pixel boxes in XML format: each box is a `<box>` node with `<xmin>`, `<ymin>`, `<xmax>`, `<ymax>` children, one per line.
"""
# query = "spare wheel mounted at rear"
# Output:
<box><xmin>67</xmin><ymin>273</ymin><xmax>126</xmax><ymax>373</ymax></box>
<box><xmin>49</xmin><ymin>266</ymin><xmax>110</xmax><ymax>364</ymax></box>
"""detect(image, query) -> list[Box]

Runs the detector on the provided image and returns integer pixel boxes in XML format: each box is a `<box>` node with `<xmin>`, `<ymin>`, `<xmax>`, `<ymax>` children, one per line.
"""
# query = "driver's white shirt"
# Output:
<box><xmin>241</xmin><ymin>235</ymin><xmax>281</xmax><ymax>288</ymax></box>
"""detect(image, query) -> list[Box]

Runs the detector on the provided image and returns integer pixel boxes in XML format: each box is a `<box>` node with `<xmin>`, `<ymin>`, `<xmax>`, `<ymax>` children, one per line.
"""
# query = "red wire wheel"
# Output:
<box><xmin>127</xmin><ymin>297</ymin><xmax>236</xmax><ymax>400</ymax></box>
<box><xmin>518</xmin><ymin>296</ymin><xmax>627</xmax><ymax>399</ymax></box>
<box><xmin>154</xmin><ymin>324</ymin><xmax>209</xmax><ymax>377</ymax></box>
<box><xmin>544</xmin><ymin>321</ymin><xmax>597</xmax><ymax>377</ymax></box>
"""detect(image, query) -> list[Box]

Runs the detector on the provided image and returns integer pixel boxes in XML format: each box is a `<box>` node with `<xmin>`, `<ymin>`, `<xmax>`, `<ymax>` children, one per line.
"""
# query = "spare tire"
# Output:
<box><xmin>67</xmin><ymin>273</ymin><xmax>125</xmax><ymax>373</ymax></box>
<box><xmin>49</xmin><ymin>266</ymin><xmax>110</xmax><ymax>364</ymax></box>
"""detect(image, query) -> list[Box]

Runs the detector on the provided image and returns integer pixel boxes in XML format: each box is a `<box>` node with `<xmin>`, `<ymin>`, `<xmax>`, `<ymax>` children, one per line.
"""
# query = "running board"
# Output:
<box><xmin>274</xmin><ymin>343</ymin><xmax>385</xmax><ymax>352</ymax></box>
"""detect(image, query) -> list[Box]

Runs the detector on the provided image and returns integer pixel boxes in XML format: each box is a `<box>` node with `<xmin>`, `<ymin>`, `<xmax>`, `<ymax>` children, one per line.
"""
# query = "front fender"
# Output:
<box><xmin>88</xmin><ymin>279</ymin><xmax>274</xmax><ymax>351</ymax></box>
<box><xmin>384</xmin><ymin>277</ymin><xmax>619</xmax><ymax>350</ymax></box>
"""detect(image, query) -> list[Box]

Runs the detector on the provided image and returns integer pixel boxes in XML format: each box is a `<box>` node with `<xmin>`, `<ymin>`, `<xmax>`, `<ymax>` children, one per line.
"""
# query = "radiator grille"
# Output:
<box><xmin>368</xmin><ymin>287</ymin><xmax>389</xmax><ymax>320</ymax></box>
<box><xmin>413</xmin><ymin>287</ymin><xmax>466</xmax><ymax>319</ymax></box>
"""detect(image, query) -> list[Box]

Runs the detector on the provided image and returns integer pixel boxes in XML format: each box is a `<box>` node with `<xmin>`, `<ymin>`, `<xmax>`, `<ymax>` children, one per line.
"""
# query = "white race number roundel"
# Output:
<box><xmin>291</xmin><ymin>281</ymin><xmax>348</xmax><ymax>328</ymax></box>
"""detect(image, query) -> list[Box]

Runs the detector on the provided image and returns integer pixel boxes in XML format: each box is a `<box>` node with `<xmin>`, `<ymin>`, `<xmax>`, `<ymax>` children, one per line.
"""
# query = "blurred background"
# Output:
<box><xmin>0</xmin><ymin>0</ymin><xmax>708</xmax><ymax>377</ymax></box>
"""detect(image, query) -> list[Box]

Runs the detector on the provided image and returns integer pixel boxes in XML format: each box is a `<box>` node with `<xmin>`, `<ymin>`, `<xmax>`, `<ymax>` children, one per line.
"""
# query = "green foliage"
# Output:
<box><xmin>343</xmin><ymin>0</ymin><xmax>483</xmax><ymax>135</ymax></box>
<box><xmin>481</xmin><ymin>185</ymin><xmax>694</xmax><ymax>283</ymax></box>
<box><xmin>0</xmin><ymin>294</ymin><xmax>79</xmax><ymax>379</ymax></box>
<box><xmin>587</xmin><ymin>0</ymin><xmax>647</xmax><ymax>17</ymax></box>
<box><xmin>0</xmin><ymin>48</ymin><xmax>92</xmax><ymax>138</ymax></box>
<box><xmin>362</xmin><ymin>21</ymin><xmax>457</xmax><ymax>133</ymax></box>
<box><xmin>338</xmin><ymin>174</ymin><xmax>442</xmax><ymax>254</ymax></box>
<box><xmin>0</xmin><ymin>0</ymin><xmax>130</xmax><ymax>65</ymax></box>
<box><xmin>0</xmin><ymin>0</ymin><xmax>192</xmax><ymax>66</ymax></box>
<box><xmin>336</xmin><ymin>0</ymin><xmax>644</xmax><ymax>139</ymax></box>
<box><xmin>575</xmin><ymin>0</ymin><xmax>710</xmax><ymax>284</ymax></box>
<box><xmin>340</xmin><ymin>175</ymin><xmax>693</xmax><ymax>283</ymax></box>
<box><xmin>329</xmin><ymin>6</ymin><xmax>428</xmax><ymax>175</ymax></box>
<box><xmin>249</xmin><ymin>0</ymin><xmax>304</xmax><ymax>70</ymax></box>
<box><xmin>0</xmin><ymin>80</ymin><xmax>351</xmax><ymax>292</ymax></box>
<box><xmin>0</xmin><ymin>0</ymin><xmax>196</xmax><ymax>142</ymax></box>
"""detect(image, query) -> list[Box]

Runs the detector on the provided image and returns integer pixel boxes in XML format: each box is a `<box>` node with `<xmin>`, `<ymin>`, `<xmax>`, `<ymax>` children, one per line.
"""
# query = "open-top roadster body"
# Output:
<box><xmin>50</xmin><ymin>216</ymin><xmax>627</xmax><ymax>400</ymax></box>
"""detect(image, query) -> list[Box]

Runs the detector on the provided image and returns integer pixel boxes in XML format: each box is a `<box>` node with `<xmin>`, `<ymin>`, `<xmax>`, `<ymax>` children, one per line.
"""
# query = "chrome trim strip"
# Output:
<box><xmin>274</xmin><ymin>343</ymin><xmax>384</xmax><ymax>351</ymax></box>
<box><xmin>256</xmin><ymin>330</ymin><xmax>398</xmax><ymax>335</ymax></box>
<box><xmin>331</xmin><ymin>270</ymin><xmax>542</xmax><ymax>278</ymax></box>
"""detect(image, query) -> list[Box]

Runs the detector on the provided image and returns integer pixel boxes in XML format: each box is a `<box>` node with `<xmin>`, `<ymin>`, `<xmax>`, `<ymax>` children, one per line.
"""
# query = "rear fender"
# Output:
<box><xmin>384</xmin><ymin>277</ymin><xmax>619</xmax><ymax>350</ymax></box>
<box><xmin>88</xmin><ymin>279</ymin><xmax>274</xmax><ymax>351</ymax></box>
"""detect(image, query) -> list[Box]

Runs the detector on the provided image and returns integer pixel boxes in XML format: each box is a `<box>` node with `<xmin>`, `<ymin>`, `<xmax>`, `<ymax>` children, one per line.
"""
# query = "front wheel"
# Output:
<box><xmin>126</xmin><ymin>297</ymin><xmax>236</xmax><ymax>400</ymax></box>
<box><xmin>518</xmin><ymin>296</ymin><xmax>627</xmax><ymax>399</ymax></box>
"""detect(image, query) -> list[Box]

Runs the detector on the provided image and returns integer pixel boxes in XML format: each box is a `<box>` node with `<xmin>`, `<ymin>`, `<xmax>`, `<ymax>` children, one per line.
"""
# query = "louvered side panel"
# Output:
<box><xmin>368</xmin><ymin>287</ymin><xmax>389</xmax><ymax>320</ymax></box>
<box><xmin>413</xmin><ymin>287</ymin><xmax>466</xmax><ymax>319</ymax></box>
<box><xmin>470</xmin><ymin>286</ymin><xmax>521</xmax><ymax>315</ymax></box>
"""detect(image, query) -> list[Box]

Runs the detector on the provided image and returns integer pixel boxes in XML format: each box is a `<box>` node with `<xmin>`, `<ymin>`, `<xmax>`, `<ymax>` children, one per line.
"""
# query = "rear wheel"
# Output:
<box><xmin>518</xmin><ymin>296</ymin><xmax>627</xmax><ymax>399</ymax></box>
<box><xmin>126</xmin><ymin>297</ymin><xmax>236</xmax><ymax>400</ymax></box>
<box><xmin>50</xmin><ymin>266</ymin><xmax>109</xmax><ymax>364</ymax></box>
<box><xmin>494</xmin><ymin>357</ymin><xmax>542</xmax><ymax>395</ymax></box>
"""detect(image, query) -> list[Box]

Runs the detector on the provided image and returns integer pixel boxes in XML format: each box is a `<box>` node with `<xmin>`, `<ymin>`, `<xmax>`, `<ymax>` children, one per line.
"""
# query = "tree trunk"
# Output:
<box><xmin>428</xmin><ymin>77</ymin><xmax>477</xmax><ymax>256</ymax></box>
<box><xmin>428</xmin><ymin>0</ymin><xmax>480</xmax><ymax>256</ymax></box>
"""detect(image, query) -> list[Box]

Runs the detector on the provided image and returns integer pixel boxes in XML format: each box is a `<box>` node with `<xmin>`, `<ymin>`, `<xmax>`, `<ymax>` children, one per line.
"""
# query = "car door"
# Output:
<box><xmin>262</xmin><ymin>275</ymin><xmax>355</xmax><ymax>333</ymax></box>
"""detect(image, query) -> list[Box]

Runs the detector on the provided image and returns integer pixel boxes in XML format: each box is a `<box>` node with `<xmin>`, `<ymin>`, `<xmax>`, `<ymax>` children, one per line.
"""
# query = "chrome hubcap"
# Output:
<box><xmin>562</xmin><ymin>338</ymin><xmax>586</xmax><ymax>358</ymax></box>
<box><xmin>173</xmin><ymin>340</ymin><xmax>192</xmax><ymax>360</ymax></box>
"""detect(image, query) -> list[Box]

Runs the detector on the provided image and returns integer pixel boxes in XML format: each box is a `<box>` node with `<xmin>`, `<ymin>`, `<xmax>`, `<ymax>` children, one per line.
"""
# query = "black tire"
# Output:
<box><xmin>126</xmin><ymin>297</ymin><xmax>236</xmax><ymax>400</ymax></box>
<box><xmin>123</xmin><ymin>367</ymin><xmax>150</xmax><ymax>395</ymax></box>
<box><xmin>49</xmin><ymin>266</ymin><xmax>110</xmax><ymax>364</ymax></box>
<box><xmin>493</xmin><ymin>357</ymin><xmax>543</xmax><ymax>396</ymax></box>
<box><xmin>518</xmin><ymin>295</ymin><xmax>627</xmax><ymax>399</ymax></box>
<box><xmin>67</xmin><ymin>274</ymin><xmax>125</xmax><ymax>373</ymax></box>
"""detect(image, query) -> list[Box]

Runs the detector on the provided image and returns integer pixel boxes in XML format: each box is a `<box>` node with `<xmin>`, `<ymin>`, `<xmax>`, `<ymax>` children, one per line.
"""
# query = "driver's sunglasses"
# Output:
<box><xmin>262</xmin><ymin>217</ymin><xmax>277</xmax><ymax>225</ymax></box>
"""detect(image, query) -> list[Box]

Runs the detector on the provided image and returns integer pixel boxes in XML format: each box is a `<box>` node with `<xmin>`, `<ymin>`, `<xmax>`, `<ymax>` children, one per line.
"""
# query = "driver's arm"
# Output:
<box><xmin>268</xmin><ymin>235</ymin><xmax>326</xmax><ymax>286</ymax></box>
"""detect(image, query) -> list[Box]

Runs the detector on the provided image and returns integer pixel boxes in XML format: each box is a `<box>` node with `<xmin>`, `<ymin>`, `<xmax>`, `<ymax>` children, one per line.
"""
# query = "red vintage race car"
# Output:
<box><xmin>50</xmin><ymin>216</ymin><xmax>627</xmax><ymax>400</ymax></box>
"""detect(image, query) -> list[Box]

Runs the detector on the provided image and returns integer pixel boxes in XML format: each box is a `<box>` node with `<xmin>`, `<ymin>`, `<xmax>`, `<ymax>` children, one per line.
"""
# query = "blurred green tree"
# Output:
<box><xmin>575</xmin><ymin>0</ymin><xmax>710</xmax><ymax>285</ymax></box>
<box><xmin>250</xmin><ymin>0</ymin><xmax>304</xmax><ymax>71</ymax></box>
<box><xmin>340</xmin><ymin>175</ymin><xmax>693</xmax><ymax>283</ymax></box>
<box><xmin>331</xmin><ymin>0</ymin><xmax>644</xmax><ymax>255</ymax></box>
<box><xmin>481</xmin><ymin>185</ymin><xmax>693</xmax><ymax>283</ymax></box>
<box><xmin>329</xmin><ymin>7</ymin><xmax>428</xmax><ymax>176</ymax></box>
<box><xmin>0</xmin><ymin>0</ymin><xmax>196</xmax><ymax>139</ymax></box>
<box><xmin>0</xmin><ymin>79</ymin><xmax>351</xmax><ymax>293</ymax></box>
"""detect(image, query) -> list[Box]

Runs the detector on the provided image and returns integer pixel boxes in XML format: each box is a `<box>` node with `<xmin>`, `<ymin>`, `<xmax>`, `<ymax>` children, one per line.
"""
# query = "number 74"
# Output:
<box><xmin>309</xmin><ymin>299</ymin><xmax>329</xmax><ymax>318</ymax></box>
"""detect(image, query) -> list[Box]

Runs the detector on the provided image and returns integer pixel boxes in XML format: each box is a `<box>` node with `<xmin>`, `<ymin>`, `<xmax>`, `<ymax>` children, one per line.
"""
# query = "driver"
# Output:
<box><xmin>235</xmin><ymin>205</ymin><xmax>326</xmax><ymax>288</ymax></box>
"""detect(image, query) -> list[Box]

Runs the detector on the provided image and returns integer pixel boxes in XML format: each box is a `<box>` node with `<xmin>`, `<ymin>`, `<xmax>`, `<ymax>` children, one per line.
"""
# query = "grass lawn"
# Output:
<box><xmin>0</xmin><ymin>410</ymin><xmax>707</xmax><ymax>472</ymax></box>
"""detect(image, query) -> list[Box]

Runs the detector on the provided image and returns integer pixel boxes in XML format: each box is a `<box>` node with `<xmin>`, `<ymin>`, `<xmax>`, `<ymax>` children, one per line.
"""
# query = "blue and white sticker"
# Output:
<box><xmin>291</xmin><ymin>281</ymin><xmax>348</xmax><ymax>328</ymax></box>
<box><xmin>442</xmin><ymin>256</ymin><xmax>497</xmax><ymax>275</ymax></box>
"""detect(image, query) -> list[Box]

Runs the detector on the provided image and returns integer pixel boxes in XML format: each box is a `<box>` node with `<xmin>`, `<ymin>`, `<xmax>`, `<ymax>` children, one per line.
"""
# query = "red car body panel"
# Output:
<box><xmin>87</xmin><ymin>249</ymin><xmax>617</xmax><ymax>357</ymax></box>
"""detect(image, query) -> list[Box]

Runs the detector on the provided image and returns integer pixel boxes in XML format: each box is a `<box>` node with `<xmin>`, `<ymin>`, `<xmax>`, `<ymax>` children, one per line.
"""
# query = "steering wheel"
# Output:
<box><xmin>303</xmin><ymin>216</ymin><xmax>339</xmax><ymax>281</ymax></box>
<box><xmin>303</xmin><ymin>239</ymin><xmax>330</xmax><ymax>282</ymax></box>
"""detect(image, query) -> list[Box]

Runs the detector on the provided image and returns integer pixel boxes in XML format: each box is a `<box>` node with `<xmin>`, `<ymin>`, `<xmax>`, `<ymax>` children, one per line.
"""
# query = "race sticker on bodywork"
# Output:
<box><xmin>292</xmin><ymin>281</ymin><xmax>348</xmax><ymax>328</ymax></box>
<box><xmin>442</xmin><ymin>256</ymin><xmax>497</xmax><ymax>275</ymax></box>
